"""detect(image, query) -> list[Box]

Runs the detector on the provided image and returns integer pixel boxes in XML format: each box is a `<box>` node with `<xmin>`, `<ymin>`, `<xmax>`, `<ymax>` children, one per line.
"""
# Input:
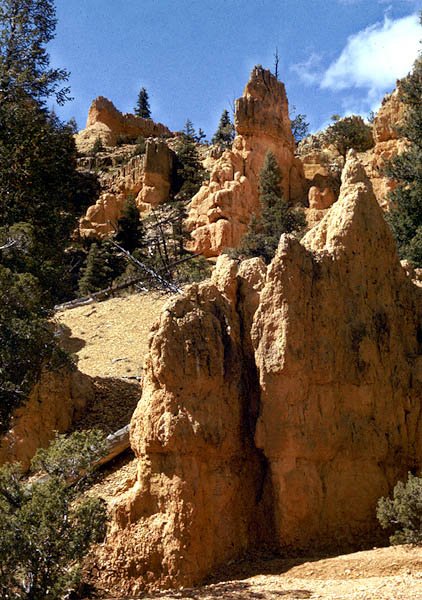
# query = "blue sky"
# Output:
<box><xmin>50</xmin><ymin>0</ymin><xmax>421</xmax><ymax>136</ymax></box>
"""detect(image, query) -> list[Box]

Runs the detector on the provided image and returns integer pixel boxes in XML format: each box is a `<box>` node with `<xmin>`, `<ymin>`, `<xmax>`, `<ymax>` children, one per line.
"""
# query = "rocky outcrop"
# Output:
<box><xmin>359</xmin><ymin>88</ymin><xmax>407</xmax><ymax>209</ymax></box>
<box><xmin>186</xmin><ymin>67</ymin><xmax>306</xmax><ymax>257</ymax></box>
<box><xmin>298</xmin><ymin>87</ymin><xmax>406</xmax><ymax>216</ymax></box>
<box><xmin>96</xmin><ymin>256</ymin><xmax>273</xmax><ymax>595</ymax></box>
<box><xmin>0</xmin><ymin>368</ymin><xmax>93</xmax><ymax>470</ymax></box>
<box><xmin>95</xmin><ymin>152</ymin><xmax>421</xmax><ymax>595</ymax></box>
<box><xmin>75</xmin><ymin>97</ymin><xmax>171</xmax><ymax>153</ymax></box>
<box><xmin>253</xmin><ymin>151</ymin><xmax>421</xmax><ymax>550</ymax></box>
<box><xmin>79</xmin><ymin>140</ymin><xmax>176</xmax><ymax>238</ymax></box>
<box><xmin>372</xmin><ymin>88</ymin><xmax>405</xmax><ymax>144</ymax></box>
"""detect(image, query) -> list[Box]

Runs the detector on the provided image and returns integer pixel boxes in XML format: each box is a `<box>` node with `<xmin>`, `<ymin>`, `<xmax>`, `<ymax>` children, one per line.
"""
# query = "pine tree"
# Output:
<box><xmin>116</xmin><ymin>195</ymin><xmax>145</xmax><ymax>252</ymax></box>
<box><xmin>174</xmin><ymin>119</ymin><xmax>207</xmax><ymax>201</ymax></box>
<box><xmin>290</xmin><ymin>106</ymin><xmax>310</xmax><ymax>143</ymax></box>
<box><xmin>78</xmin><ymin>242</ymin><xmax>117</xmax><ymax>296</ymax></box>
<box><xmin>0</xmin><ymin>0</ymin><xmax>98</xmax><ymax>429</ymax></box>
<box><xmin>236</xmin><ymin>151</ymin><xmax>305</xmax><ymax>263</ymax></box>
<box><xmin>0</xmin><ymin>431</ymin><xmax>108</xmax><ymax>599</ymax></box>
<box><xmin>211</xmin><ymin>109</ymin><xmax>235</xmax><ymax>148</ymax></box>
<box><xmin>386</xmin><ymin>53</ymin><xmax>422</xmax><ymax>266</ymax></box>
<box><xmin>134</xmin><ymin>86</ymin><xmax>151</xmax><ymax>119</ymax></box>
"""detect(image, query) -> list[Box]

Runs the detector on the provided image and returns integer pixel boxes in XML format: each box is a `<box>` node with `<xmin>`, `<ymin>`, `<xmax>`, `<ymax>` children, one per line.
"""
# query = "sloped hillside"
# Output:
<box><xmin>56</xmin><ymin>292</ymin><xmax>170</xmax><ymax>433</ymax></box>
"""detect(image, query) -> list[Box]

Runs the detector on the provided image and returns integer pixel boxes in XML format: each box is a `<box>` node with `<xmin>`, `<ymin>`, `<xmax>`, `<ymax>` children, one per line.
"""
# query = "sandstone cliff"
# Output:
<box><xmin>75</xmin><ymin>97</ymin><xmax>171</xmax><ymax>153</ymax></box>
<box><xmin>359</xmin><ymin>87</ymin><xmax>407</xmax><ymax>209</ymax></box>
<box><xmin>79</xmin><ymin>139</ymin><xmax>176</xmax><ymax>238</ymax></box>
<box><xmin>95</xmin><ymin>152</ymin><xmax>421</xmax><ymax>596</ymax></box>
<box><xmin>186</xmin><ymin>67</ymin><xmax>306</xmax><ymax>257</ymax></box>
<box><xmin>0</xmin><ymin>368</ymin><xmax>93</xmax><ymax>470</ymax></box>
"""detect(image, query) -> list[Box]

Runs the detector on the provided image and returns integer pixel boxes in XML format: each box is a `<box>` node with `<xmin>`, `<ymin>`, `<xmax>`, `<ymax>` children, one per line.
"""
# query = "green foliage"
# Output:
<box><xmin>116</xmin><ymin>196</ymin><xmax>145</xmax><ymax>252</ymax></box>
<box><xmin>78</xmin><ymin>241</ymin><xmax>123</xmax><ymax>296</ymax></box>
<box><xmin>234</xmin><ymin>151</ymin><xmax>305</xmax><ymax>263</ymax></box>
<box><xmin>31</xmin><ymin>429</ymin><xmax>108</xmax><ymax>481</ymax></box>
<box><xmin>324</xmin><ymin>115</ymin><xmax>374</xmax><ymax>157</ymax></box>
<box><xmin>386</xmin><ymin>55</ymin><xmax>422</xmax><ymax>266</ymax></box>
<box><xmin>134</xmin><ymin>86</ymin><xmax>151</xmax><ymax>119</ymax></box>
<box><xmin>0</xmin><ymin>430</ymin><xmax>108</xmax><ymax>599</ymax></box>
<box><xmin>174</xmin><ymin>255</ymin><xmax>212</xmax><ymax>284</ymax></box>
<box><xmin>0</xmin><ymin>0</ymin><xmax>70</xmax><ymax>105</ymax></box>
<box><xmin>290</xmin><ymin>106</ymin><xmax>310</xmax><ymax>143</ymax></box>
<box><xmin>211</xmin><ymin>109</ymin><xmax>235</xmax><ymax>148</ymax></box>
<box><xmin>377</xmin><ymin>473</ymin><xmax>422</xmax><ymax>545</ymax></box>
<box><xmin>91</xmin><ymin>135</ymin><xmax>104</xmax><ymax>154</ymax></box>
<box><xmin>174</xmin><ymin>120</ymin><xmax>207</xmax><ymax>202</ymax></box>
<box><xmin>0</xmin><ymin>1</ymin><xmax>100</xmax><ymax>431</ymax></box>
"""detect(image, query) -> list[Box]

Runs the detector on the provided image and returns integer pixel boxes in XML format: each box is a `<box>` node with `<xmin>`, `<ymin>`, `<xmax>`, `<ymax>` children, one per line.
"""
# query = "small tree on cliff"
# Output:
<box><xmin>290</xmin><ymin>106</ymin><xmax>310</xmax><ymax>143</ymax></box>
<box><xmin>324</xmin><ymin>114</ymin><xmax>374</xmax><ymax>157</ymax></box>
<box><xmin>235</xmin><ymin>151</ymin><xmax>305</xmax><ymax>263</ymax></box>
<box><xmin>134</xmin><ymin>86</ymin><xmax>151</xmax><ymax>119</ymax></box>
<box><xmin>212</xmin><ymin>109</ymin><xmax>235</xmax><ymax>148</ymax></box>
<box><xmin>386</xmin><ymin>51</ymin><xmax>422</xmax><ymax>266</ymax></box>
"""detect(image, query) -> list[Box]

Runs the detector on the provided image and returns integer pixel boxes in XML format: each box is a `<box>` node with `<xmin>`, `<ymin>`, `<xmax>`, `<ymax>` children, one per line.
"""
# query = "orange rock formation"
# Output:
<box><xmin>0</xmin><ymin>369</ymin><xmax>92</xmax><ymax>470</ymax></box>
<box><xmin>186</xmin><ymin>67</ymin><xmax>306</xmax><ymax>257</ymax></box>
<box><xmin>79</xmin><ymin>140</ymin><xmax>176</xmax><ymax>238</ymax></box>
<box><xmin>75</xmin><ymin>97</ymin><xmax>171</xmax><ymax>152</ymax></box>
<box><xmin>359</xmin><ymin>88</ymin><xmax>407</xmax><ymax>209</ymax></box>
<box><xmin>95</xmin><ymin>152</ymin><xmax>421</xmax><ymax>595</ymax></box>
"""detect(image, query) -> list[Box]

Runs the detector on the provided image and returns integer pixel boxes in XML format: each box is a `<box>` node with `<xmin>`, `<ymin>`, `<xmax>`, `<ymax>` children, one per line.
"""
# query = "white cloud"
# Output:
<box><xmin>321</xmin><ymin>14</ymin><xmax>420</xmax><ymax>93</ymax></box>
<box><xmin>291</xmin><ymin>52</ymin><xmax>323</xmax><ymax>85</ymax></box>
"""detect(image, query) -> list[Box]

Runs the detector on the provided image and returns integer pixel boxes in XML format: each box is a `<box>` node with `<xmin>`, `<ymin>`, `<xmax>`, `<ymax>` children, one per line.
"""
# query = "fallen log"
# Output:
<box><xmin>95</xmin><ymin>424</ymin><xmax>131</xmax><ymax>468</ymax></box>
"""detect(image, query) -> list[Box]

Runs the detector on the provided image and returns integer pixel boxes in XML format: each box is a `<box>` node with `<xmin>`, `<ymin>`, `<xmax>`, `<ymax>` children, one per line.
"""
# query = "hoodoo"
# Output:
<box><xmin>95</xmin><ymin>152</ymin><xmax>422</xmax><ymax>595</ymax></box>
<box><xmin>186</xmin><ymin>66</ymin><xmax>307</xmax><ymax>257</ymax></box>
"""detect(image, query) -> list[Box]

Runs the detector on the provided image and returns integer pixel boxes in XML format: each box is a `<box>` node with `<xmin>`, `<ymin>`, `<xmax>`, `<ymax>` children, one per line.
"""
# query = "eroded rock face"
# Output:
<box><xmin>96</xmin><ymin>256</ymin><xmax>273</xmax><ymax>595</ymax></box>
<box><xmin>97</xmin><ymin>153</ymin><xmax>421</xmax><ymax>595</ymax></box>
<box><xmin>75</xmin><ymin>97</ymin><xmax>171</xmax><ymax>153</ymax></box>
<box><xmin>79</xmin><ymin>140</ymin><xmax>176</xmax><ymax>238</ymax></box>
<box><xmin>186</xmin><ymin>67</ymin><xmax>306</xmax><ymax>257</ymax></box>
<box><xmin>253</xmin><ymin>153</ymin><xmax>421</xmax><ymax>550</ymax></box>
<box><xmin>0</xmin><ymin>368</ymin><xmax>93</xmax><ymax>470</ymax></box>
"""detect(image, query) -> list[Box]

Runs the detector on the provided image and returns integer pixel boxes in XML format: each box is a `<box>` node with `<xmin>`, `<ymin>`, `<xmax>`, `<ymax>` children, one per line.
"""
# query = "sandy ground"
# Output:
<box><xmin>139</xmin><ymin>547</ymin><xmax>422</xmax><ymax>600</ymax></box>
<box><xmin>55</xmin><ymin>291</ymin><xmax>171</xmax><ymax>379</ymax></box>
<box><xmin>55</xmin><ymin>292</ymin><xmax>172</xmax><ymax>433</ymax></box>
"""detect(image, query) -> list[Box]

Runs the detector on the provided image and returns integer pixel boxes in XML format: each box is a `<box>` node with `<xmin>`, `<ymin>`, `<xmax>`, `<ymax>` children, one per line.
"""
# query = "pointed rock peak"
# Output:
<box><xmin>235</xmin><ymin>65</ymin><xmax>293</xmax><ymax>144</ymax></box>
<box><xmin>340</xmin><ymin>149</ymin><xmax>370</xmax><ymax>187</ymax></box>
<box><xmin>302</xmin><ymin>153</ymin><xmax>399</xmax><ymax>267</ymax></box>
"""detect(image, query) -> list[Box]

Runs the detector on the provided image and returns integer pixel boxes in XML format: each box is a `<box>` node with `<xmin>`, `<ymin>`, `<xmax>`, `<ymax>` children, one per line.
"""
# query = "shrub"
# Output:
<box><xmin>376</xmin><ymin>472</ymin><xmax>422</xmax><ymax>545</ymax></box>
<box><xmin>324</xmin><ymin>115</ymin><xmax>374</xmax><ymax>157</ymax></box>
<box><xmin>91</xmin><ymin>135</ymin><xmax>104</xmax><ymax>154</ymax></box>
<box><xmin>0</xmin><ymin>430</ymin><xmax>108</xmax><ymax>599</ymax></box>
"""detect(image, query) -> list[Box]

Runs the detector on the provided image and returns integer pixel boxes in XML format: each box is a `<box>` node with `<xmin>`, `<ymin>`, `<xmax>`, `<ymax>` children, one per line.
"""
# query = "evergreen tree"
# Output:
<box><xmin>386</xmin><ymin>53</ymin><xmax>422</xmax><ymax>266</ymax></box>
<box><xmin>0</xmin><ymin>430</ymin><xmax>108</xmax><ymax>599</ymax></box>
<box><xmin>78</xmin><ymin>242</ymin><xmax>118</xmax><ymax>296</ymax></box>
<box><xmin>174</xmin><ymin>119</ymin><xmax>207</xmax><ymax>201</ymax></box>
<box><xmin>134</xmin><ymin>86</ymin><xmax>151</xmax><ymax>119</ymax></box>
<box><xmin>116</xmin><ymin>195</ymin><xmax>145</xmax><ymax>252</ymax></box>
<box><xmin>0</xmin><ymin>0</ymin><xmax>70</xmax><ymax>105</ymax></box>
<box><xmin>211</xmin><ymin>109</ymin><xmax>235</xmax><ymax>148</ymax></box>
<box><xmin>290</xmin><ymin>106</ymin><xmax>310</xmax><ymax>143</ymax></box>
<box><xmin>0</xmin><ymin>0</ymin><xmax>98</xmax><ymax>428</ymax></box>
<box><xmin>235</xmin><ymin>151</ymin><xmax>305</xmax><ymax>263</ymax></box>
